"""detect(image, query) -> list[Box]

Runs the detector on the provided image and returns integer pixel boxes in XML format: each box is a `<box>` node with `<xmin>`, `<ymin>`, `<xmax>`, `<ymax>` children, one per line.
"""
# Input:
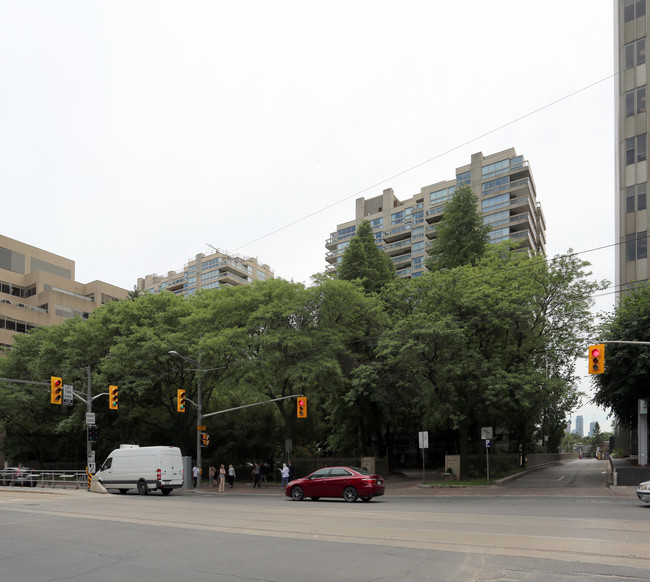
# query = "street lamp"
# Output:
<box><xmin>168</xmin><ymin>350</ymin><xmax>203</xmax><ymax>489</ymax></box>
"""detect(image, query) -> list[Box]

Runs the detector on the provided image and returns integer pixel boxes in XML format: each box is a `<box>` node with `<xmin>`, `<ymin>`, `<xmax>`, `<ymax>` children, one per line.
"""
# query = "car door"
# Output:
<box><xmin>326</xmin><ymin>468</ymin><xmax>354</xmax><ymax>497</ymax></box>
<box><xmin>304</xmin><ymin>468</ymin><xmax>331</xmax><ymax>497</ymax></box>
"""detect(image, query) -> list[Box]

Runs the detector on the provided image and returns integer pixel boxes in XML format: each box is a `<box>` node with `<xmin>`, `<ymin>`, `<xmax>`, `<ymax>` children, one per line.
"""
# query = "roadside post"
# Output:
<box><xmin>481</xmin><ymin>427</ymin><xmax>493</xmax><ymax>484</ymax></box>
<box><xmin>418</xmin><ymin>431</ymin><xmax>428</xmax><ymax>483</ymax></box>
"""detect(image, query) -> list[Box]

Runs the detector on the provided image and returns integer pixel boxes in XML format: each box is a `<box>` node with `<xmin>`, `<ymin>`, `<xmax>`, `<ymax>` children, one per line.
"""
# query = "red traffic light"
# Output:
<box><xmin>591</xmin><ymin>347</ymin><xmax>601</xmax><ymax>358</ymax></box>
<box><xmin>298</xmin><ymin>399</ymin><xmax>304</xmax><ymax>407</ymax></box>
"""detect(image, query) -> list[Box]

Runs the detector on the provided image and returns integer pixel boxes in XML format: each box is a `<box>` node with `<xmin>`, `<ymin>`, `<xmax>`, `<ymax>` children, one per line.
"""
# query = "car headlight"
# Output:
<box><xmin>639</xmin><ymin>483</ymin><xmax>650</xmax><ymax>491</ymax></box>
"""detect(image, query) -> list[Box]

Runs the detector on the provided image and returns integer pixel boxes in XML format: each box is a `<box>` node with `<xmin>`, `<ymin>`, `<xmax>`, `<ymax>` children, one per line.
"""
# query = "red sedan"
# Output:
<box><xmin>285</xmin><ymin>466</ymin><xmax>385</xmax><ymax>502</ymax></box>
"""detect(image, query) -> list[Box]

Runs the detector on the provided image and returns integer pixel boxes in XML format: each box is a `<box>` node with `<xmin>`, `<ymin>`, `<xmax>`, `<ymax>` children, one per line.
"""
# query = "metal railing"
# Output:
<box><xmin>0</xmin><ymin>470</ymin><xmax>88</xmax><ymax>489</ymax></box>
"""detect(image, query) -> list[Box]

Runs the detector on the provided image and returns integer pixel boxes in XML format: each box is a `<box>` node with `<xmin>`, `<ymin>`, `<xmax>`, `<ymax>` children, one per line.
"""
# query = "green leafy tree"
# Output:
<box><xmin>380</xmin><ymin>245</ymin><xmax>605</xmax><ymax>477</ymax></box>
<box><xmin>426</xmin><ymin>186</ymin><xmax>491</xmax><ymax>271</ymax></box>
<box><xmin>593</xmin><ymin>284</ymin><xmax>650</xmax><ymax>427</ymax></box>
<box><xmin>338</xmin><ymin>220</ymin><xmax>396</xmax><ymax>294</ymax></box>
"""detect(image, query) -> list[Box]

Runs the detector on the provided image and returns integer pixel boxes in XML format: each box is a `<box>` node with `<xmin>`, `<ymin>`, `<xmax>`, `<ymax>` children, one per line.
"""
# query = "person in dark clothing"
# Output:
<box><xmin>288</xmin><ymin>462</ymin><xmax>295</xmax><ymax>482</ymax></box>
<box><xmin>260</xmin><ymin>462</ymin><xmax>268</xmax><ymax>487</ymax></box>
<box><xmin>251</xmin><ymin>462</ymin><xmax>261</xmax><ymax>488</ymax></box>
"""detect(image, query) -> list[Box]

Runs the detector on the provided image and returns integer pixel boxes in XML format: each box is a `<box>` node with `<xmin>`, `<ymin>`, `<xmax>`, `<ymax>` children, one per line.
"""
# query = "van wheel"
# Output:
<box><xmin>137</xmin><ymin>481</ymin><xmax>148</xmax><ymax>495</ymax></box>
<box><xmin>161</xmin><ymin>488</ymin><xmax>172</xmax><ymax>496</ymax></box>
<box><xmin>118</xmin><ymin>489</ymin><xmax>128</xmax><ymax>495</ymax></box>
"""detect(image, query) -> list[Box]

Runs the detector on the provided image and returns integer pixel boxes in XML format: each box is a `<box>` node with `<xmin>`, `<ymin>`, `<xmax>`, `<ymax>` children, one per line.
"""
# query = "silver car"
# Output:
<box><xmin>636</xmin><ymin>480</ymin><xmax>650</xmax><ymax>503</ymax></box>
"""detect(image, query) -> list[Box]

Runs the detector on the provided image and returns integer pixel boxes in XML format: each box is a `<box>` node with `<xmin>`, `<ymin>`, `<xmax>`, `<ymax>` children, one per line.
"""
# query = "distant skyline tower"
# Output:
<box><xmin>575</xmin><ymin>415</ymin><xmax>584</xmax><ymax>437</ymax></box>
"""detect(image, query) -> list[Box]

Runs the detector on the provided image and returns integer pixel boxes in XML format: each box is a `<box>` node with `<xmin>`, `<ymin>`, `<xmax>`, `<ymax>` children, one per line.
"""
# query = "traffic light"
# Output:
<box><xmin>177</xmin><ymin>389</ymin><xmax>186</xmax><ymax>413</ymax></box>
<box><xmin>201</xmin><ymin>433</ymin><xmax>210</xmax><ymax>446</ymax></box>
<box><xmin>88</xmin><ymin>426</ymin><xmax>99</xmax><ymax>441</ymax></box>
<box><xmin>109</xmin><ymin>385</ymin><xmax>119</xmax><ymax>410</ymax></box>
<box><xmin>297</xmin><ymin>397</ymin><xmax>307</xmax><ymax>418</ymax></box>
<box><xmin>50</xmin><ymin>376</ymin><xmax>62</xmax><ymax>405</ymax></box>
<box><xmin>588</xmin><ymin>344</ymin><xmax>605</xmax><ymax>374</ymax></box>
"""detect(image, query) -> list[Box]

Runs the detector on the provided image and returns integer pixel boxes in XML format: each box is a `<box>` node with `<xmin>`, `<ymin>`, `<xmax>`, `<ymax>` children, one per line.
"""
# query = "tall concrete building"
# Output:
<box><xmin>616</xmin><ymin>0</ymin><xmax>649</xmax><ymax>293</ymax></box>
<box><xmin>0</xmin><ymin>235</ymin><xmax>128</xmax><ymax>352</ymax></box>
<box><xmin>575</xmin><ymin>415</ymin><xmax>584</xmax><ymax>438</ymax></box>
<box><xmin>137</xmin><ymin>248</ymin><xmax>274</xmax><ymax>297</ymax></box>
<box><xmin>326</xmin><ymin>149</ymin><xmax>546</xmax><ymax>277</ymax></box>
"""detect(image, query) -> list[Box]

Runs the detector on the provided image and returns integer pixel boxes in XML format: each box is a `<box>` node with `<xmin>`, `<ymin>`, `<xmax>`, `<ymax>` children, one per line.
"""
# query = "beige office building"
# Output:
<box><xmin>616</xmin><ymin>1</ymin><xmax>650</xmax><ymax>293</ymax></box>
<box><xmin>326</xmin><ymin>149</ymin><xmax>546</xmax><ymax>277</ymax></box>
<box><xmin>137</xmin><ymin>248</ymin><xmax>274</xmax><ymax>297</ymax></box>
<box><xmin>0</xmin><ymin>235</ymin><xmax>129</xmax><ymax>352</ymax></box>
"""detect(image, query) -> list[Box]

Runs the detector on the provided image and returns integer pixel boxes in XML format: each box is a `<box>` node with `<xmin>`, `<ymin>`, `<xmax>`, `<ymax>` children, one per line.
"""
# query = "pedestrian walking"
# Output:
<box><xmin>208</xmin><ymin>465</ymin><xmax>216</xmax><ymax>487</ymax></box>
<box><xmin>228</xmin><ymin>464</ymin><xmax>236</xmax><ymax>488</ymax></box>
<box><xmin>218</xmin><ymin>464</ymin><xmax>226</xmax><ymax>492</ymax></box>
<box><xmin>260</xmin><ymin>462</ymin><xmax>268</xmax><ymax>487</ymax></box>
<box><xmin>280</xmin><ymin>463</ymin><xmax>290</xmax><ymax>488</ymax></box>
<box><xmin>192</xmin><ymin>464</ymin><xmax>199</xmax><ymax>488</ymax></box>
<box><xmin>251</xmin><ymin>462</ymin><xmax>261</xmax><ymax>488</ymax></box>
<box><xmin>288</xmin><ymin>462</ymin><xmax>295</xmax><ymax>482</ymax></box>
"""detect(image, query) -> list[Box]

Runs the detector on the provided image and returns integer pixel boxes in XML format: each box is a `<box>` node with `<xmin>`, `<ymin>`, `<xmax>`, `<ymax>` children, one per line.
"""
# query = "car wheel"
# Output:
<box><xmin>310</xmin><ymin>497</ymin><xmax>320</xmax><ymax>501</ymax></box>
<box><xmin>343</xmin><ymin>486</ymin><xmax>358</xmax><ymax>502</ymax></box>
<box><xmin>137</xmin><ymin>481</ymin><xmax>148</xmax><ymax>495</ymax></box>
<box><xmin>361</xmin><ymin>496</ymin><xmax>372</xmax><ymax>502</ymax></box>
<box><xmin>161</xmin><ymin>488</ymin><xmax>172</xmax><ymax>496</ymax></box>
<box><xmin>290</xmin><ymin>485</ymin><xmax>304</xmax><ymax>501</ymax></box>
<box><xmin>118</xmin><ymin>489</ymin><xmax>128</xmax><ymax>494</ymax></box>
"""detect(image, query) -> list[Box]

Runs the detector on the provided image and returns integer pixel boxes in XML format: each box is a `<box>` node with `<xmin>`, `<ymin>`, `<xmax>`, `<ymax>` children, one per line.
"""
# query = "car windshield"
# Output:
<box><xmin>348</xmin><ymin>467</ymin><xmax>369</xmax><ymax>475</ymax></box>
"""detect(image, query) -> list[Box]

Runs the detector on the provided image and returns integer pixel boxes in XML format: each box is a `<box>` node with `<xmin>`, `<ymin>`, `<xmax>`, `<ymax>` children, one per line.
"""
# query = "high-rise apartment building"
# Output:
<box><xmin>326</xmin><ymin>149</ymin><xmax>546</xmax><ymax>277</ymax></box>
<box><xmin>616</xmin><ymin>0</ymin><xmax>649</xmax><ymax>293</ymax></box>
<box><xmin>137</xmin><ymin>248</ymin><xmax>274</xmax><ymax>297</ymax></box>
<box><xmin>0</xmin><ymin>235</ymin><xmax>128</xmax><ymax>352</ymax></box>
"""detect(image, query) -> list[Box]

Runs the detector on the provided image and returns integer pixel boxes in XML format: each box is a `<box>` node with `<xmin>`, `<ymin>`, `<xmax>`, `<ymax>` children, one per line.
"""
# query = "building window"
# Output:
<box><xmin>625</xmin><ymin>0</ymin><xmax>647</xmax><ymax>22</ymax></box>
<box><xmin>370</xmin><ymin>217</ymin><xmax>383</xmax><ymax>229</ymax></box>
<box><xmin>626</xmin><ymin>90</ymin><xmax>635</xmax><ymax>117</ymax></box>
<box><xmin>638</xmin><ymin>87</ymin><xmax>647</xmax><ymax>115</ymax></box>
<box><xmin>391</xmin><ymin>211</ymin><xmax>405</xmax><ymax>225</ymax></box>
<box><xmin>625</xmin><ymin>135</ymin><xmax>646</xmax><ymax>165</ymax></box>
<box><xmin>627</xmin><ymin>183</ymin><xmax>647</xmax><ymax>212</ymax></box>
<box><xmin>457</xmin><ymin>171</ymin><xmax>471</xmax><ymax>186</ymax></box>
<box><xmin>626</xmin><ymin>231</ymin><xmax>648</xmax><ymax>261</ymax></box>
<box><xmin>625</xmin><ymin>38</ymin><xmax>646</xmax><ymax>70</ymax></box>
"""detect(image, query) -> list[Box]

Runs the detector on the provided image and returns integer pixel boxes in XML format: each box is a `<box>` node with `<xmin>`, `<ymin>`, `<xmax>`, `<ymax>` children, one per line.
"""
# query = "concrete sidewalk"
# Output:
<box><xmin>188</xmin><ymin>472</ymin><xmax>638</xmax><ymax>498</ymax></box>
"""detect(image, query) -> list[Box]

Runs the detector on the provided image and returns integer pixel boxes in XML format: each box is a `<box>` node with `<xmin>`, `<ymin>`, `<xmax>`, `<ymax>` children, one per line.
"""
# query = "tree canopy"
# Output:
<box><xmin>337</xmin><ymin>219</ymin><xmax>396</xmax><ymax>293</ymax></box>
<box><xmin>593</xmin><ymin>283</ymin><xmax>650</xmax><ymax>427</ymax></box>
<box><xmin>426</xmin><ymin>186</ymin><xmax>491</xmax><ymax>271</ymax></box>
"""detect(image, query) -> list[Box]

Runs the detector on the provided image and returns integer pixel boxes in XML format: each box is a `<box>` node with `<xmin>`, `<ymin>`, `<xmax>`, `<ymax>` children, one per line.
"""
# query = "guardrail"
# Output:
<box><xmin>0</xmin><ymin>470</ymin><xmax>88</xmax><ymax>489</ymax></box>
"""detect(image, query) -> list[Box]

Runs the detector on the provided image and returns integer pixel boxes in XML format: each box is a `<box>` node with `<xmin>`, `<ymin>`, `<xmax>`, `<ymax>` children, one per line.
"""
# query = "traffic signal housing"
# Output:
<box><xmin>88</xmin><ymin>426</ymin><xmax>99</xmax><ymax>441</ymax></box>
<box><xmin>177</xmin><ymin>389</ymin><xmax>186</xmax><ymax>413</ymax></box>
<box><xmin>201</xmin><ymin>433</ymin><xmax>210</xmax><ymax>446</ymax></box>
<box><xmin>297</xmin><ymin>397</ymin><xmax>307</xmax><ymax>418</ymax></box>
<box><xmin>50</xmin><ymin>376</ymin><xmax>62</xmax><ymax>405</ymax></box>
<box><xmin>588</xmin><ymin>344</ymin><xmax>605</xmax><ymax>374</ymax></box>
<box><xmin>109</xmin><ymin>385</ymin><xmax>119</xmax><ymax>410</ymax></box>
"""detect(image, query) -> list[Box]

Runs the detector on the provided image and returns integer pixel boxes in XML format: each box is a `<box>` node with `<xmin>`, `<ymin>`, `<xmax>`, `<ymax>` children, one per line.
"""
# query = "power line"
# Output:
<box><xmin>233</xmin><ymin>71</ymin><xmax>618</xmax><ymax>253</ymax></box>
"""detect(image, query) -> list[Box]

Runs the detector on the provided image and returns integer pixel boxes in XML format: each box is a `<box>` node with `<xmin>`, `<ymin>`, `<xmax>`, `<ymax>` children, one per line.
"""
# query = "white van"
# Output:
<box><xmin>95</xmin><ymin>445</ymin><xmax>184</xmax><ymax>495</ymax></box>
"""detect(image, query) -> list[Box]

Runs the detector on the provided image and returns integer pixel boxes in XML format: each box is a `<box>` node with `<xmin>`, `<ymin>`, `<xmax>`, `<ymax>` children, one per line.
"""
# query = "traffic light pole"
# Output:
<box><xmin>591</xmin><ymin>340</ymin><xmax>650</xmax><ymax>466</ymax></box>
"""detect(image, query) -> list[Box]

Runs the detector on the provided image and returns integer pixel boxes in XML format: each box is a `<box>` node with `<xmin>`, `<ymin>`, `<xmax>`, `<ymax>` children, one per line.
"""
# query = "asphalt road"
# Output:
<box><xmin>0</xmin><ymin>460</ymin><xmax>648</xmax><ymax>582</ymax></box>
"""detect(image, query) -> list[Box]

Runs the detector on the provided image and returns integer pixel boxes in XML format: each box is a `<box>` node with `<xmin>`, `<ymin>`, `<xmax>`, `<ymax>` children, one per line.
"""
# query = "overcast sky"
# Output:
<box><xmin>0</xmin><ymin>2</ymin><xmax>615</xmax><ymax>432</ymax></box>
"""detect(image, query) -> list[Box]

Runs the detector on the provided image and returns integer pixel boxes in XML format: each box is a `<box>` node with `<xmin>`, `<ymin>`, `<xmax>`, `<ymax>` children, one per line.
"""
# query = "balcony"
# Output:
<box><xmin>383</xmin><ymin>224</ymin><xmax>412</xmax><ymax>243</ymax></box>
<box><xmin>425</xmin><ymin>207</ymin><xmax>445</xmax><ymax>223</ymax></box>
<box><xmin>384</xmin><ymin>239</ymin><xmax>412</xmax><ymax>256</ymax></box>
<box><xmin>392</xmin><ymin>253</ymin><xmax>411</xmax><ymax>268</ymax></box>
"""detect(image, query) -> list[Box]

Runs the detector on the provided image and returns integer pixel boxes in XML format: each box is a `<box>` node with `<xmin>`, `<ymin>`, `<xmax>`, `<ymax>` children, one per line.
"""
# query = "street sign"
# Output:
<box><xmin>88</xmin><ymin>451</ymin><xmax>95</xmax><ymax>463</ymax></box>
<box><xmin>481</xmin><ymin>426</ymin><xmax>493</xmax><ymax>440</ymax></box>
<box><xmin>418</xmin><ymin>431</ymin><xmax>429</xmax><ymax>449</ymax></box>
<box><xmin>197</xmin><ymin>425</ymin><xmax>207</xmax><ymax>431</ymax></box>
<box><xmin>63</xmin><ymin>384</ymin><xmax>74</xmax><ymax>406</ymax></box>
<box><xmin>88</xmin><ymin>462</ymin><xmax>96</xmax><ymax>474</ymax></box>
<box><xmin>485</xmin><ymin>439</ymin><xmax>491</xmax><ymax>448</ymax></box>
<box><xmin>86</xmin><ymin>413</ymin><xmax>96</xmax><ymax>426</ymax></box>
